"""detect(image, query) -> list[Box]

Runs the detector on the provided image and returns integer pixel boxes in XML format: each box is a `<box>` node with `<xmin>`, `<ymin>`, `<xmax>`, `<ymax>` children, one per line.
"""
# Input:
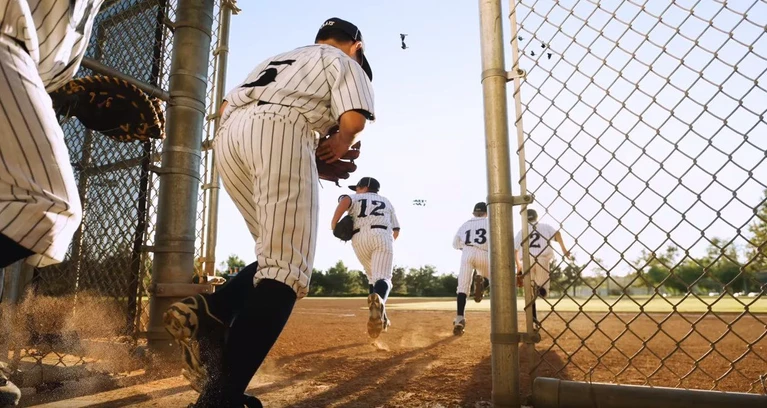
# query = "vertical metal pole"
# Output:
<box><xmin>147</xmin><ymin>0</ymin><xmax>215</xmax><ymax>352</ymax></box>
<box><xmin>507</xmin><ymin>0</ymin><xmax>538</xmax><ymax>393</ymax></box>
<box><xmin>202</xmin><ymin>1</ymin><xmax>238</xmax><ymax>278</ymax></box>
<box><xmin>478</xmin><ymin>0</ymin><xmax>520</xmax><ymax>407</ymax></box>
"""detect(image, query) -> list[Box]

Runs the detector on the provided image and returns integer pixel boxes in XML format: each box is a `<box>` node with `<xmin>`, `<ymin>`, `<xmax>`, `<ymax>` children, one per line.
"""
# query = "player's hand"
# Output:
<box><xmin>563</xmin><ymin>250</ymin><xmax>573</xmax><ymax>260</ymax></box>
<box><xmin>317</xmin><ymin>131</ymin><xmax>355</xmax><ymax>163</ymax></box>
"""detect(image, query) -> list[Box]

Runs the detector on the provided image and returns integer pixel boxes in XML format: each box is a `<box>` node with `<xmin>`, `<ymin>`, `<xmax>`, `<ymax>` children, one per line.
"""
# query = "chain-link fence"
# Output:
<box><xmin>1</xmin><ymin>0</ymin><xmax>229</xmax><ymax>388</ymax></box>
<box><xmin>509</xmin><ymin>0</ymin><xmax>767</xmax><ymax>397</ymax></box>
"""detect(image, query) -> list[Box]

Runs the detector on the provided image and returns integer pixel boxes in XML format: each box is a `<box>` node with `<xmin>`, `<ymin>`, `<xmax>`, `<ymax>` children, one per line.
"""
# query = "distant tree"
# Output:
<box><xmin>391</xmin><ymin>266</ymin><xmax>407</xmax><ymax>295</ymax></box>
<box><xmin>404</xmin><ymin>265</ymin><xmax>441</xmax><ymax>296</ymax></box>
<box><xmin>747</xmin><ymin>189</ymin><xmax>767</xmax><ymax>272</ymax></box>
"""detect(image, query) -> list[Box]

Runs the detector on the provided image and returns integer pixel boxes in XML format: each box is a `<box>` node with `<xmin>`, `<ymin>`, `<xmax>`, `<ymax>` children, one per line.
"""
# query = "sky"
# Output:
<box><xmin>209</xmin><ymin>0</ymin><xmax>766</xmax><ymax>278</ymax></box>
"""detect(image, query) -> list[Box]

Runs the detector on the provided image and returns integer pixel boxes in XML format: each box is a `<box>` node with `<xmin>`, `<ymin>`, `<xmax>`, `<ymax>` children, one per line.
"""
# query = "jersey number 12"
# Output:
<box><xmin>358</xmin><ymin>199</ymin><xmax>385</xmax><ymax>218</ymax></box>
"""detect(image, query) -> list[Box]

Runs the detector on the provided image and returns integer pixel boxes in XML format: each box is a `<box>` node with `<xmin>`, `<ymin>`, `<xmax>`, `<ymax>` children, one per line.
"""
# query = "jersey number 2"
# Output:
<box><xmin>241</xmin><ymin>59</ymin><xmax>296</xmax><ymax>88</ymax></box>
<box><xmin>464</xmin><ymin>228</ymin><xmax>487</xmax><ymax>245</ymax></box>
<box><xmin>529</xmin><ymin>232</ymin><xmax>541</xmax><ymax>248</ymax></box>
<box><xmin>358</xmin><ymin>199</ymin><xmax>385</xmax><ymax>217</ymax></box>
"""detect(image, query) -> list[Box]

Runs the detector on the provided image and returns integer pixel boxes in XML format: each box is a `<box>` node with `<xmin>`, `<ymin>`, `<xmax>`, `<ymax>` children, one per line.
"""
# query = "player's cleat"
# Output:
<box><xmin>367</xmin><ymin>293</ymin><xmax>386</xmax><ymax>339</ymax></box>
<box><xmin>163</xmin><ymin>294</ymin><xmax>226</xmax><ymax>393</ymax></box>
<box><xmin>453</xmin><ymin>316</ymin><xmax>466</xmax><ymax>336</ymax></box>
<box><xmin>473</xmin><ymin>274</ymin><xmax>485</xmax><ymax>303</ymax></box>
<box><xmin>383</xmin><ymin>310</ymin><xmax>392</xmax><ymax>332</ymax></box>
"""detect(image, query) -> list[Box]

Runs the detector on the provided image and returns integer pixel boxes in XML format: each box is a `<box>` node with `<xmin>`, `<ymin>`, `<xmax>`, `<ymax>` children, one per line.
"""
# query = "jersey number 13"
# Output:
<box><xmin>464</xmin><ymin>228</ymin><xmax>487</xmax><ymax>245</ymax></box>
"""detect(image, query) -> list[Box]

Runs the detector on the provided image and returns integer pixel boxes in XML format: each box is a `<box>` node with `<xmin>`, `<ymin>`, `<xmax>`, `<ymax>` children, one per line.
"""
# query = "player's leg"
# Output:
<box><xmin>367</xmin><ymin>234</ymin><xmax>394</xmax><ymax>338</ymax></box>
<box><xmin>454</xmin><ymin>251</ymin><xmax>472</xmax><ymax>335</ymax></box>
<box><xmin>351</xmin><ymin>237</ymin><xmax>374</xmax><ymax>294</ymax></box>
<box><xmin>0</xmin><ymin>35</ymin><xmax>82</xmax><ymax>269</ymax></box>
<box><xmin>214</xmin><ymin>114</ymin><xmax>319</xmax><ymax>404</ymax></box>
<box><xmin>163</xmin><ymin>112</ymin><xmax>260</xmax><ymax>393</ymax></box>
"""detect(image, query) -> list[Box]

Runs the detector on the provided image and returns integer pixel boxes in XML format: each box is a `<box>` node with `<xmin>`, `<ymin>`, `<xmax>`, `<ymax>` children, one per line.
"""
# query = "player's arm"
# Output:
<box><xmin>219</xmin><ymin>99</ymin><xmax>228</xmax><ymax>117</ymax></box>
<box><xmin>390</xmin><ymin>202</ymin><xmax>401</xmax><ymax>240</ymax></box>
<box><xmin>553</xmin><ymin>230</ymin><xmax>571</xmax><ymax>259</ymax></box>
<box><xmin>317</xmin><ymin>52</ymin><xmax>375</xmax><ymax>163</ymax></box>
<box><xmin>331</xmin><ymin>195</ymin><xmax>352</xmax><ymax>230</ymax></box>
<box><xmin>452</xmin><ymin>227</ymin><xmax>464</xmax><ymax>250</ymax></box>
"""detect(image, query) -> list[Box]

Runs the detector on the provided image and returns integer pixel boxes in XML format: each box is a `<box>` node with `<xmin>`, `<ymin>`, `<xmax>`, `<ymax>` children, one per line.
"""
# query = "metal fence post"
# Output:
<box><xmin>478</xmin><ymin>0</ymin><xmax>521</xmax><ymax>407</ymax></box>
<box><xmin>147</xmin><ymin>0</ymin><xmax>215</xmax><ymax>353</ymax></box>
<box><xmin>202</xmin><ymin>0</ymin><xmax>238</xmax><ymax>278</ymax></box>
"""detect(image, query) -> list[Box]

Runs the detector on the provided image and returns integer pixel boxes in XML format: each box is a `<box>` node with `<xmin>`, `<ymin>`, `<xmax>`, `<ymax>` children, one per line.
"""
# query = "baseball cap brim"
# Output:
<box><xmin>359</xmin><ymin>52</ymin><xmax>373</xmax><ymax>81</ymax></box>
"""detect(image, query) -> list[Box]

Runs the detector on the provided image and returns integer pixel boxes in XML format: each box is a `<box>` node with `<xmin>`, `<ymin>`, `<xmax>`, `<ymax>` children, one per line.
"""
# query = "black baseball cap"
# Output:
<box><xmin>349</xmin><ymin>176</ymin><xmax>380</xmax><ymax>191</ymax></box>
<box><xmin>316</xmin><ymin>17</ymin><xmax>373</xmax><ymax>81</ymax></box>
<box><xmin>473</xmin><ymin>202</ymin><xmax>487</xmax><ymax>213</ymax></box>
<box><xmin>527</xmin><ymin>209</ymin><xmax>538</xmax><ymax>221</ymax></box>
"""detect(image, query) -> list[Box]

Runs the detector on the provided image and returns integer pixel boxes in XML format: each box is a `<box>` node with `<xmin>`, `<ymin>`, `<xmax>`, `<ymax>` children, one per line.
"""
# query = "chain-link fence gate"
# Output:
<box><xmin>0</xmin><ymin>0</ymin><xmax>232</xmax><ymax>391</ymax></box>
<box><xmin>507</xmin><ymin>0</ymin><xmax>767</xmax><ymax>399</ymax></box>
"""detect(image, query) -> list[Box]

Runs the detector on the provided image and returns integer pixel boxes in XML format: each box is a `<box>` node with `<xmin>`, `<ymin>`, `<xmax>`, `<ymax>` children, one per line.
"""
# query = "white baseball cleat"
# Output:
<box><xmin>367</xmin><ymin>293</ymin><xmax>386</xmax><ymax>339</ymax></box>
<box><xmin>453</xmin><ymin>316</ymin><xmax>466</xmax><ymax>336</ymax></box>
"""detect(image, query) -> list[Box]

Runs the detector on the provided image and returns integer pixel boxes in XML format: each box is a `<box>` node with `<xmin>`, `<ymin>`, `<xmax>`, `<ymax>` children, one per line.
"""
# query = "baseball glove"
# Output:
<box><xmin>333</xmin><ymin>215</ymin><xmax>355</xmax><ymax>241</ymax></box>
<box><xmin>316</xmin><ymin>126</ymin><xmax>361</xmax><ymax>186</ymax></box>
<box><xmin>50</xmin><ymin>75</ymin><xmax>165</xmax><ymax>143</ymax></box>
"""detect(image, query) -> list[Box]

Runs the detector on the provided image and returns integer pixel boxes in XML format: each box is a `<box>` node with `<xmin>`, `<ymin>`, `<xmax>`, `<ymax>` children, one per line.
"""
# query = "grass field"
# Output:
<box><xmin>342</xmin><ymin>295</ymin><xmax>767</xmax><ymax>314</ymax></box>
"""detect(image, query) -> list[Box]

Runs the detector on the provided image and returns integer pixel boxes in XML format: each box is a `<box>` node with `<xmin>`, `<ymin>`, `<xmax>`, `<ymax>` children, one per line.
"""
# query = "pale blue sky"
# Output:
<box><xmin>210</xmin><ymin>0</ymin><xmax>766</xmax><ymax>278</ymax></box>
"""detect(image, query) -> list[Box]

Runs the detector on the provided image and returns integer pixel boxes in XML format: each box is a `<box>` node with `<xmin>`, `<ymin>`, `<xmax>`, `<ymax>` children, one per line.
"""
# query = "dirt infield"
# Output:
<box><xmin>28</xmin><ymin>297</ymin><xmax>767</xmax><ymax>407</ymax></box>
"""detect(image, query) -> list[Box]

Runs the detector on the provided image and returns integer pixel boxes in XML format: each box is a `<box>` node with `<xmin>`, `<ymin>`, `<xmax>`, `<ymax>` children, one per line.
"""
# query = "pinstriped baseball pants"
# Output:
<box><xmin>0</xmin><ymin>34</ymin><xmax>81</xmax><ymax>267</ymax></box>
<box><xmin>456</xmin><ymin>246</ymin><xmax>489</xmax><ymax>294</ymax></box>
<box><xmin>214</xmin><ymin>105</ymin><xmax>319</xmax><ymax>299</ymax></box>
<box><xmin>352</xmin><ymin>230</ymin><xmax>394</xmax><ymax>285</ymax></box>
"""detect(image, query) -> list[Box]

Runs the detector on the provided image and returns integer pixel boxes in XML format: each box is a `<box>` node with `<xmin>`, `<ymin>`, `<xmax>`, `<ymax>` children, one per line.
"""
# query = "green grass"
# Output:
<box><xmin>382</xmin><ymin>295</ymin><xmax>767</xmax><ymax>314</ymax></box>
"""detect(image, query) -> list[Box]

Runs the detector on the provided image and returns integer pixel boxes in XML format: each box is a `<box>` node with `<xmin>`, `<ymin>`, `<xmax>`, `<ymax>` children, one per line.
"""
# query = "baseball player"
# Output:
<box><xmin>0</xmin><ymin>1</ymin><xmax>105</xmax><ymax>405</ymax></box>
<box><xmin>514</xmin><ymin>208</ymin><xmax>571</xmax><ymax>324</ymax></box>
<box><xmin>451</xmin><ymin>202</ymin><xmax>490</xmax><ymax>335</ymax></box>
<box><xmin>163</xmin><ymin>17</ymin><xmax>375</xmax><ymax>407</ymax></box>
<box><xmin>330</xmin><ymin>177</ymin><xmax>400</xmax><ymax>339</ymax></box>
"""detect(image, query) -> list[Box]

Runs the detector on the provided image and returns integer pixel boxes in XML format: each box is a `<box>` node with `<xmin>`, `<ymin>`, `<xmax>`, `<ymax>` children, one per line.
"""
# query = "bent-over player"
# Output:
<box><xmin>163</xmin><ymin>17</ymin><xmax>375</xmax><ymax>407</ymax></box>
<box><xmin>0</xmin><ymin>1</ymin><xmax>106</xmax><ymax>405</ymax></box>
<box><xmin>514</xmin><ymin>208</ymin><xmax>571</xmax><ymax>324</ymax></box>
<box><xmin>452</xmin><ymin>202</ymin><xmax>490</xmax><ymax>335</ymax></box>
<box><xmin>331</xmin><ymin>177</ymin><xmax>400</xmax><ymax>339</ymax></box>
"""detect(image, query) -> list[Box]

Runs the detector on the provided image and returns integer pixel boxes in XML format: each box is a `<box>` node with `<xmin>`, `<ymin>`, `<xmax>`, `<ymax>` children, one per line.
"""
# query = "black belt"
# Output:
<box><xmin>351</xmin><ymin>225</ymin><xmax>388</xmax><ymax>236</ymax></box>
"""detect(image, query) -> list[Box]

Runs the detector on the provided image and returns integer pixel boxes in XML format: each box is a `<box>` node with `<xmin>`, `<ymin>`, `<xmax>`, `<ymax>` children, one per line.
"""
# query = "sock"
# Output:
<box><xmin>0</xmin><ymin>233</ymin><xmax>34</xmax><ymax>268</ymax></box>
<box><xmin>206</xmin><ymin>261</ymin><xmax>258</xmax><ymax>323</ymax></box>
<box><xmin>457</xmin><ymin>293</ymin><xmax>467</xmax><ymax>316</ymax></box>
<box><xmin>373</xmin><ymin>279</ymin><xmax>390</xmax><ymax>303</ymax></box>
<box><xmin>219</xmin><ymin>279</ymin><xmax>297</xmax><ymax>401</ymax></box>
<box><xmin>532</xmin><ymin>301</ymin><xmax>538</xmax><ymax>322</ymax></box>
<box><xmin>368</xmin><ymin>284</ymin><xmax>375</xmax><ymax>295</ymax></box>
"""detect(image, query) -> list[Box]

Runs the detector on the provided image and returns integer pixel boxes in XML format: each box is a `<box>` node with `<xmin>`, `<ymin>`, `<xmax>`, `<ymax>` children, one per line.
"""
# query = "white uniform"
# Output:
<box><xmin>0</xmin><ymin>0</ymin><xmax>104</xmax><ymax>267</ymax></box>
<box><xmin>514</xmin><ymin>221</ymin><xmax>558</xmax><ymax>294</ymax></box>
<box><xmin>453</xmin><ymin>217</ymin><xmax>490</xmax><ymax>295</ymax></box>
<box><xmin>216</xmin><ymin>44</ymin><xmax>375</xmax><ymax>299</ymax></box>
<box><xmin>344</xmin><ymin>192</ymin><xmax>399</xmax><ymax>285</ymax></box>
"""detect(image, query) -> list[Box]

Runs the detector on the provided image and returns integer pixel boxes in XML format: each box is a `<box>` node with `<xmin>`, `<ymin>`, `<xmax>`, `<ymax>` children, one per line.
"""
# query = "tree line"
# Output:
<box><xmin>217</xmin><ymin>190</ymin><xmax>767</xmax><ymax>297</ymax></box>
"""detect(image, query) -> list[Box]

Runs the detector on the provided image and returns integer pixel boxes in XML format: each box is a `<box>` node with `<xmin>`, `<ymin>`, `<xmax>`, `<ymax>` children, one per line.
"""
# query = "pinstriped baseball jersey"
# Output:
<box><xmin>453</xmin><ymin>217</ymin><xmax>489</xmax><ymax>251</ymax></box>
<box><xmin>0</xmin><ymin>0</ymin><xmax>103</xmax><ymax>267</ymax></box>
<box><xmin>514</xmin><ymin>222</ymin><xmax>557</xmax><ymax>258</ymax></box>
<box><xmin>0</xmin><ymin>0</ymin><xmax>105</xmax><ymax>91</ymax></box>
<box><xmin>222</xmin><ymin>44</ymin><xmax>375</xmax><ymax>137</ymax></box>
<box><xmin>345</xmin><ymin>192</ymin><xmax>399</xmax><ymax>232</ymax></box>
<box><xmin>342</xmin><ymin>192</ymin><xmax>398</xmax><ymax>285</ymax></box>
<box><xmin>453</xmin><ymin>217</ymin><xmax>490</xmax><ymax>294</ymax></box>
<box><xmin>216</xmin><ymin>42</ymin><xmax>376</xmax><ymax>299</ymax></box>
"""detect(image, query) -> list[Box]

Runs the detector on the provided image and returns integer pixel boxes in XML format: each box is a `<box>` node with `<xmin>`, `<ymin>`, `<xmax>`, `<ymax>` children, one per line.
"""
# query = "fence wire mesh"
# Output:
<box><xmin>509</xmin><ymin>0</ymin><xmax>767</xmax><ymax>396</ymax></box>
<box><xmin>1</xmin><ymin>0</ymin><xmax>225</xmax><ymax>387</ymax></box>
